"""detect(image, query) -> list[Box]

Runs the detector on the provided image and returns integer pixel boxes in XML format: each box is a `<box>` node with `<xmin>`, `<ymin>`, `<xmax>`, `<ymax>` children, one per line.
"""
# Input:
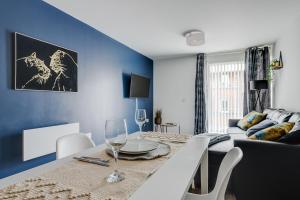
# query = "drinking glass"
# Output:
<box><xmin>135</xmin><ymin>109</ymin><xmax>146</xmax><ymax>132</ymax></box>
<box><xmin>105</xmin><ymin>119</ymin><xmax>128</xmax><ymax>183</ymax></box>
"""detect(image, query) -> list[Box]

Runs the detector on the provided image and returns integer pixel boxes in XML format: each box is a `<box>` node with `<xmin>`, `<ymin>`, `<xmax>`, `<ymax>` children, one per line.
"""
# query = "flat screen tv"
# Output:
<box><xmin>130</xmin><ymin>73</ymin><xmax>150</xmax><ymax>98</ymax></box>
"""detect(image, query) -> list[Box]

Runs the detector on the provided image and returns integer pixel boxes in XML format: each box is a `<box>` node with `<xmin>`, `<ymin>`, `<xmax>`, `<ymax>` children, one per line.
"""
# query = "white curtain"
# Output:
<box><xmin>206</xmin><ymin>52</ymin><xmax>245</xmax><ymax>133</ymax></box>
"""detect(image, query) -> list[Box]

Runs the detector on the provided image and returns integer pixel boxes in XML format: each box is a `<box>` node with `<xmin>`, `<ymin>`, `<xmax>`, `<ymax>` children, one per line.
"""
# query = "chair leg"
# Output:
<box><xmin>201</xmin><ymin>149</ymin><xmax>209</xmax><ymax>194</ymax></box>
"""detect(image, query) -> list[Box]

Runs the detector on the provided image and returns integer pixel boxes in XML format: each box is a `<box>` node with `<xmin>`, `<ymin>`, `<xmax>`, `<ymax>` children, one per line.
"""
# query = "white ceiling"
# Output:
<box><xmin>44</xmin><ymin>0</ymin><xmax>300</xmax><ymax>60</ymax></box>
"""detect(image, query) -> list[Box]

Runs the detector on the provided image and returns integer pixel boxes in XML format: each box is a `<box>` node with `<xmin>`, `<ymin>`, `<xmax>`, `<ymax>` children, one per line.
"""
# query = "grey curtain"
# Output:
<box><xmin>243</xmin><ymin>46</ymin><xmax>270</xmax><ymax>114</ymax></box>
<box><xmin>194</xmin><ymin>53</ymin><xmax>206</xmax><ymax>135</ymax></box>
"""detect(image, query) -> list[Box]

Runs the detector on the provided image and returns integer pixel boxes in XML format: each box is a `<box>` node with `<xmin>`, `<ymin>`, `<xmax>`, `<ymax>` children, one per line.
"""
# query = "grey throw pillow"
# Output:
<box><xmin>267</xmin><ymin>110</ymin><xmax>292</xmax><ymax>124</ymax></box>
<box><xmin>246</xmin><ymin>119</ymin><xmax>277</xmax><ymax>136</ymax></box>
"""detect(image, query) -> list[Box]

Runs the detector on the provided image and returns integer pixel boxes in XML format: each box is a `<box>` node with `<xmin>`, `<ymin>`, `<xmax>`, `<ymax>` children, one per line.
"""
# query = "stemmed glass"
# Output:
<box><xmin>135</xmin><ymin>109</ymin><xmax>146</xmax><ymax>133</ymax></box>
<box><xmin>105</xmin><ymin>119</ymin><xmax>128</xmax><ymax>183</ymax></box>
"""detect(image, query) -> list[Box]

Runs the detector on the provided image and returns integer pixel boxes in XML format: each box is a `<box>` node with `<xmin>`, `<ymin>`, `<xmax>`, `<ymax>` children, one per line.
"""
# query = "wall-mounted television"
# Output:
<box><xmin>130</xmin><ymin>73</ymin><xmax>150</xmax><ymax>98</ymax></box>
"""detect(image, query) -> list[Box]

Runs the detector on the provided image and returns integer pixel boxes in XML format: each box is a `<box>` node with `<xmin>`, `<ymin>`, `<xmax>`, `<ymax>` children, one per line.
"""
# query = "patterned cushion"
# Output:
<box><xmin>249</xmin><ymin>122</ymin><xmax>295</xmax><ymax>141</ymax></box>
<box><xmin>278</xmin><ymin>130</ymin><xmax>300</xmax><ymax>144</ymax></box>
<box><xmin>246</xmin><ymin>119</ymin><xmax>277</xmax><ymax>137</ymax></box>
<box><xmin>278</xmin><ymin>121</ymin><xmax>300</xmax><ymax>144</ymax></box>
<box><xmin>237</xmin><ymin>111</ymin><xmax>266</xmax><ymax>130</ymax></box>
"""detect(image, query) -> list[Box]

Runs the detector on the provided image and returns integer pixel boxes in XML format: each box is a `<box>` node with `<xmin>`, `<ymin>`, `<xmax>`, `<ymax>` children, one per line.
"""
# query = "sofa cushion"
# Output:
<box><xmin>227</xmin><ymin>127</ymin><xmax>246</xmax><ymax>134</ymax></box>
<box><xmin>266</xmin><ymin>110</ymin><xmax>292</xmax><ymax>124</ymax></box>
<box><xmin>288</xmin><ymin>112</ymin><xmax>300</xmax><ymax>123</ymax></box>
<box><xmin>265</xmin><ymin>109</ymin><xmax>279</xmax><ymax>120</ymax></box>
<box><xmin>278</xmin><ymin>121</ymin><xmax>300</xmax><ymax>144</ymax></box>
<box><xmin>263</xmin><ymin>108</ymin><xmax>278</xmax><ymax>115</ymax></box>
<box><xmin>290</xmin><ymin>121</ymin><xmax>300</xmax><ymax>132</ymax></box>
<box><xmin>263</xmin><ymin>108</ymin><xmax>283</xmax><ymax>118</ymax></box>
<box><xmin>249</xmin><ymin>122</ymin><xmax>294</xmax><ymax>141</ymax></box>
<box><xmin>246</xmin><ymin>119</ymin><xmax>277</xmax><ymax>137</ymax></box>
<box><xmin>237</xmin><ymin>111</ymin><xmax>266</xmax><ymax>130</ymax></box>
<box><xmin>278</xmin><ymin>130</ymin><xmax>300</xmax><ymax>144</ymax></box>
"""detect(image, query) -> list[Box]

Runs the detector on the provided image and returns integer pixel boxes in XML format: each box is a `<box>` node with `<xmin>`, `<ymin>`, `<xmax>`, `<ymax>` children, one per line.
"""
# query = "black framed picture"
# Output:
<box><xmin>14</xmin><ymin>32</ymin><xmax>78</xmax><ymax>92</ymax></box>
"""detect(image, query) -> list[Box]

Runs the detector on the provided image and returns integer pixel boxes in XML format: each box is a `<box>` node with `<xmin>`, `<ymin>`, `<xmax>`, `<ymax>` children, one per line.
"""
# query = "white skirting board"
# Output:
<box><xmin>23</xmin><ymin>123</ymin><xmax>80</xmax><ymax>161</ymax></box>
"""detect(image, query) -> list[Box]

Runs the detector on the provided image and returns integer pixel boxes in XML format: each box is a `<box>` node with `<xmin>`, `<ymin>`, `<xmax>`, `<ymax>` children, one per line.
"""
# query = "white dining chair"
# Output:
<box><xmin>56</xmin><ymin>133</ymin><xmax>95</xmax><ymax>159</ymax></box>
<box><xmin>185</xmin><ymin>147</ymin><xmax>243</xmax><ymax>200</ymax></box>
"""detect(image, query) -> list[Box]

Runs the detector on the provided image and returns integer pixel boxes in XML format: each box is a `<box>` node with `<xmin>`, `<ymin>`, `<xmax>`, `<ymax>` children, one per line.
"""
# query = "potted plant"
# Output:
<box><xmin>154</xmin><ymin>109</ymin><xmax>162</xmax><ymax>125</ymax></box>
<box><xmin>270</xmin><ymin>51</ymin><xmax>283</xmax><ymax>70</ymax></box>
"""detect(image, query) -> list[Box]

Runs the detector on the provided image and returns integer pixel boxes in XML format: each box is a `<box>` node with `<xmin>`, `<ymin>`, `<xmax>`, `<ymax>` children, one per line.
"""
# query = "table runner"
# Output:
<box><xmin>0</xmin><ymin>133</ymin><xmax>191</xmax><ymax>200</ymax></box>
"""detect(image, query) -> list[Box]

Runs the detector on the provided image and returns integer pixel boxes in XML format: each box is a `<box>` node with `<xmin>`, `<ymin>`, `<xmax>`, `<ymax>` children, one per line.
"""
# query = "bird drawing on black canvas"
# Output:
<box><xmin>16</xmin><ymin>50</ymin><xmax>77</xmax><ymax>91</ymax></box>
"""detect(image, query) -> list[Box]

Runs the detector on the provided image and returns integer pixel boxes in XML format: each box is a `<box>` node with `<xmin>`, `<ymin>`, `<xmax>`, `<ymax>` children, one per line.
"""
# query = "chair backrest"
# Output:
<box><xmin>212</xmin><ymin>147</ymin><xmax>243</xmax><ymax>200</ymax></box>
<box><xmin>56</xmin><ymin>133</ymin><xmax>95</xmax><ymax>159</ymax></box>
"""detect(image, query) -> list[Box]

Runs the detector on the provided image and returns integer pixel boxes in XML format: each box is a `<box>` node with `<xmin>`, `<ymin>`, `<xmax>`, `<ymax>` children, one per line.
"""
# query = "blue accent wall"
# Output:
<box><xmin>0</xmin><ymin>0</ymin><xmax>153</xmax><ymax>178</ymax></box>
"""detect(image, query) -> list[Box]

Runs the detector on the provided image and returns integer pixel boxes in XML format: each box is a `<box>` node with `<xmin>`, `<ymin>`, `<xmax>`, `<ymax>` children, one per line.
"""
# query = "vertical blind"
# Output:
<box><xmin>207</xmin><ymin>61</ymin><xmax>245</xmax><ymax>133</ymax></box>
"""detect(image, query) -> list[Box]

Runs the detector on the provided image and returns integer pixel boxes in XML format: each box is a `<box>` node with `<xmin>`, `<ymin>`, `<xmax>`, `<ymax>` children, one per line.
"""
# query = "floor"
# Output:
<box><xmin>189</xmin><ymin>187</ymin><xmax>236</xmax><ymax>200</ymax></box>
<box><xmin>226</xmin><ymin>192</ymin><xmax>236</xmax><ymax>200</ymax></box>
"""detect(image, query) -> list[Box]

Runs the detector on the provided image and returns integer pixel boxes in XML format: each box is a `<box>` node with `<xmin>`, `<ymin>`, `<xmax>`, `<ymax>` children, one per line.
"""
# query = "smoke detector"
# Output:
<box><xmin>184</xmin><ymin>30</ymin><xmax>205</xmax><ymax>46</ymax></box>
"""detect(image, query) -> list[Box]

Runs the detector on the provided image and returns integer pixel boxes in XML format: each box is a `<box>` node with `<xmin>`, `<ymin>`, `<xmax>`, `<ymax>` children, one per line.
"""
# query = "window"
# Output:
<box><xmin>221</xmin><ymin>100</ymin><xmax>229</xmax><ymax>113</ymax></box>
<box><xmin>220</xmin><ymin>74</ymin><xmax>229</xmax><ymax>88</ymax></box>
<box><xmin>206</xmin><ymin>54</ymin><xmax>245</xmax><ymax>133</ymax></box>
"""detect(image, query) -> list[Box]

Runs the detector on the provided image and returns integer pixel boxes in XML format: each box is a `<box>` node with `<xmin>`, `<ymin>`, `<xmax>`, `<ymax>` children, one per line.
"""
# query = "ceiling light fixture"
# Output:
<box><xmin>184</xmin><ymin>30</ymin><xmax>205</xmax><ymax>46</ymax></box>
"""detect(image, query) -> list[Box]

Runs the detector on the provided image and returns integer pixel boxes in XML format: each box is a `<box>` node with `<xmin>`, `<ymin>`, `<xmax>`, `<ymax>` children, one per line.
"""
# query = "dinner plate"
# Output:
<box><xmin>120</xmin><ymin>139</ymin><xmax>159</xmax><ymax>155</ymax></box>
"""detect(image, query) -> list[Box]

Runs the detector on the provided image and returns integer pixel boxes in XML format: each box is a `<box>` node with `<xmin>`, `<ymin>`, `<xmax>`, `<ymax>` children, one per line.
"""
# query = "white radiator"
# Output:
<box><xmin>23</xmin><ymin>123</ymin><xmax>80</xmax><ymax>161</ymax></box>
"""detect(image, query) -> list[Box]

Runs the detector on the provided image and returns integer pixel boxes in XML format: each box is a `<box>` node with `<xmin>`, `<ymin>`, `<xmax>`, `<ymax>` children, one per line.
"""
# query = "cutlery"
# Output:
<box><xmin>73</xmin><ymin>157</ymin><xmax>110</xmax><ymax>167</ymax></box>
<box><xmin>147</xmin><ymin>168</ymin><xmax>159</xmax><ymax>178</ymax></box>
<box><xmin>81</xmin><ymin>156</ymin><xmax>110</xmax><ymax>163</ymax></box>
<box><xmin>159</xmin><ymin>139</ymin><xmax>186</xmax><ymax>143</ymax></box>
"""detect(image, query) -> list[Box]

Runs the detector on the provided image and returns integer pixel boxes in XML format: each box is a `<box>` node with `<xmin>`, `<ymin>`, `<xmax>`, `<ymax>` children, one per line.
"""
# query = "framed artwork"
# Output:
<box><xmin>14</xmin><ymin>32</ymin><xmax>78</xmax><ymax>92</ymax></box>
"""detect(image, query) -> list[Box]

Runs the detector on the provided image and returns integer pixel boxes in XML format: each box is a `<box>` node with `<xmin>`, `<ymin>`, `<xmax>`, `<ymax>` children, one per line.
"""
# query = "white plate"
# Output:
<box><xmin>120</xmin><ymin>139</ymin><xmax>159</xmax><ymax>155</ymax></box>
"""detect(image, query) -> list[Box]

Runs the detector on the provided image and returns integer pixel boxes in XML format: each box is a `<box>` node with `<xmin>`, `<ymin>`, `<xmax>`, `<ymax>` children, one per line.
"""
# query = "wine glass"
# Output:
<box><xmin>135</xmin><ymin>109</ymin><xmax>146</xmax><ymax>133</ymax></box>
<box><xmin>105</xmin><ymin>119</ymin><xmax>128</xmax><ymax>183</ymax></box>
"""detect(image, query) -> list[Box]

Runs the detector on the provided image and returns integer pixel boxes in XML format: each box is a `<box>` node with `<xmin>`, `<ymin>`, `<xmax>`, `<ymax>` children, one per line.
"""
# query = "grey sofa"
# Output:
<box><xmin>227</xmin><ymin>108</ymin><xmax>297</xmax><ymax>135</ymax></box>
<box><xmin>207</xmin><ymin>108</ymin><xmax>300</xmax><ymax>200</ymax></box>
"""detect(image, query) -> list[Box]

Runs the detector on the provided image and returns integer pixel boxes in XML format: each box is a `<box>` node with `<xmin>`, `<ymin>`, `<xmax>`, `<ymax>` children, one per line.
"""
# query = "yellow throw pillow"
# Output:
<box><xmin>249</xmin><ymin>122</ymin><xmax>295</xmax><ymax>141</ymax></box>
<box><xmin>237</xmin><ymin>111</ymin><xmax>266</xmax><ymax>130</ymax></box>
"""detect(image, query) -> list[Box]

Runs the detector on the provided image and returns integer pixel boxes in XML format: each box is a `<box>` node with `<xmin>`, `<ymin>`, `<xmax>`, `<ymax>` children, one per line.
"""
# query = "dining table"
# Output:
<box><xmin>0</xmin><ymin>132</ymin><xmax>209</xmax><ymax>200</ymax></box>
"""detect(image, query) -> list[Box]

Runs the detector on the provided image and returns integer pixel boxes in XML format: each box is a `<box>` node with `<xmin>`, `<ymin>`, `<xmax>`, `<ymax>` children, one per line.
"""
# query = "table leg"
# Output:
<box><xmin>201</xmin><ymin>148</ymin><xmax>208</xmax><ymax>194</ymax></box>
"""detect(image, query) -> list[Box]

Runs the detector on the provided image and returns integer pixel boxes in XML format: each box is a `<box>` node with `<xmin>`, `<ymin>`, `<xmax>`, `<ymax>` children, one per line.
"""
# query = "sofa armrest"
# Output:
<box><xmin>228</xmin><ymin>119</ymin><xmax>240</xmax><ymax>127</ymax></box>
<box><xmin>232</xmin><ymin>139</ymin><xmax>300</xmax><ymax>200</ymax></box>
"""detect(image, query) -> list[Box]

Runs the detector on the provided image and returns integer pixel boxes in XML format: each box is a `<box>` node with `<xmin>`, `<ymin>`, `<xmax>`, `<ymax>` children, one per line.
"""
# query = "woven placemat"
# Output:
<box><xmin>0</xmin><ymin>133</ymin><xmax>191</xmax><ymax>200</ymax></box>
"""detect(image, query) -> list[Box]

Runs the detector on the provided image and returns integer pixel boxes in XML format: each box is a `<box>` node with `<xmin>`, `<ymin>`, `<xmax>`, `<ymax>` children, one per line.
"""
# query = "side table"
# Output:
<box><xmin>155</xmin><ymin>123</ymin><xmax>181</xmax><ymax>133</ymax></box>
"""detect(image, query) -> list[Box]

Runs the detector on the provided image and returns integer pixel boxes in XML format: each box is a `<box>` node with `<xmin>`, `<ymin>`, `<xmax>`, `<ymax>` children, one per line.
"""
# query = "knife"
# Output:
<box><xmin>81</xmin><ymin>156</ymin><xmax>110</xmax><ymax>163</ymax></box>
<box><xmin>73</xmin><ymin>157</ymin><xmax>110</xmax><ymax>167</ymax></box>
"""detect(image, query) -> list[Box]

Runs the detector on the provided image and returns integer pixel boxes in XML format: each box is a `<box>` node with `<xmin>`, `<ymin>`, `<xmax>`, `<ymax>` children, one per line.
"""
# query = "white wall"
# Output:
<box><xmin>274</xmin><ymin>18</ymin><xmax>300</xmax><ymax>111</ymax></box>
<box><xmin>154</xmin><ymin>56</ymin><xmax>196</xmax><ymax>134</ymax></box>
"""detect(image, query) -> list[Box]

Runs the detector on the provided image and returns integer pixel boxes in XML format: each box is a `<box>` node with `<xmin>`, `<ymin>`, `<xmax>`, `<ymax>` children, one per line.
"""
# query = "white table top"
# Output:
<box><xmin>0</xmin><ymin>132</ymin><xmax>209</xmax><ymax>200</ymax></box>
<box><xmin>129</xmin><ymin>135</ymin><xmax>209</xmax><ymax>200</ymax></box>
